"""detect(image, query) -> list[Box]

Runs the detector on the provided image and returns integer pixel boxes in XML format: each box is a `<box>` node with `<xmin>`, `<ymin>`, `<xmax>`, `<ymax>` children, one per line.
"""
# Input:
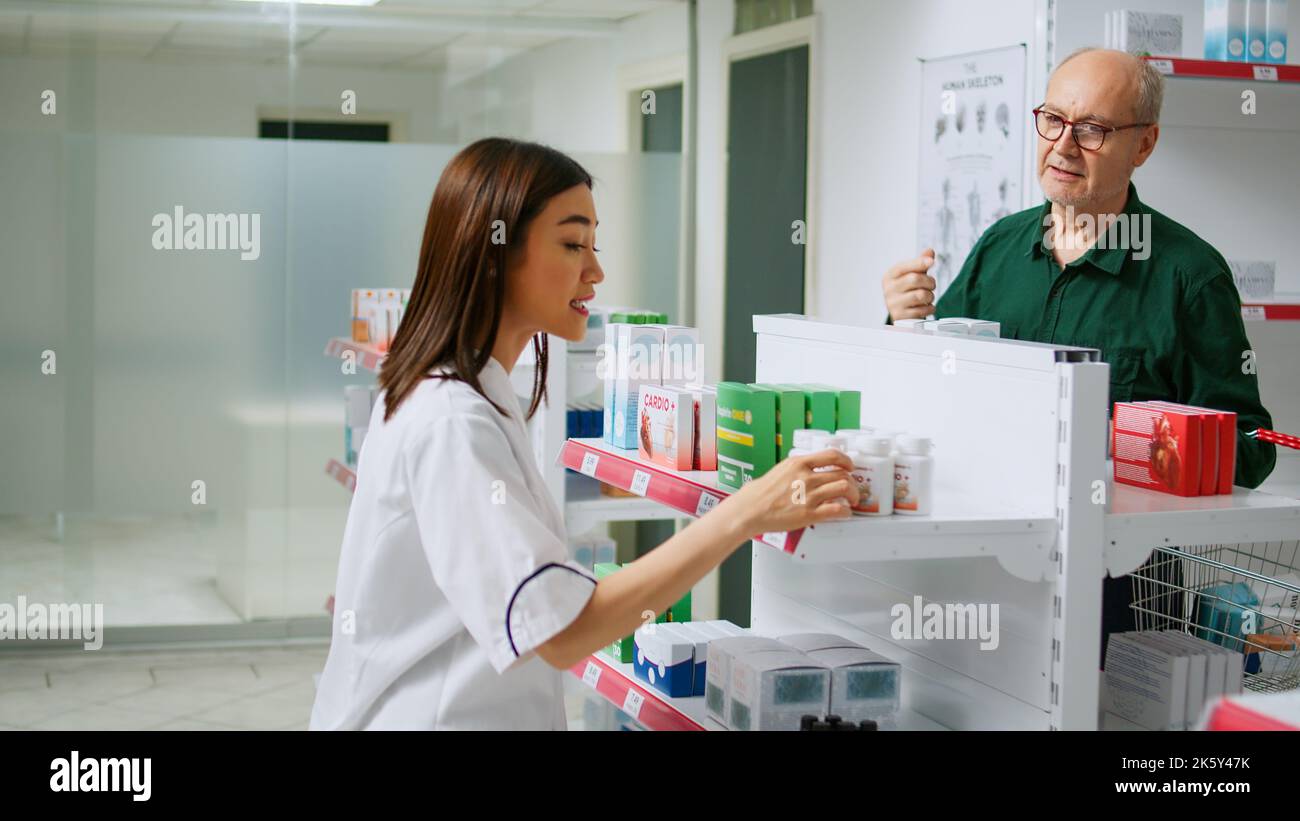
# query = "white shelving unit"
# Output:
<box><xmin>566</xmin><ymin>315</ymin><xmax>1300</xmax><ymax>730</ymax></box>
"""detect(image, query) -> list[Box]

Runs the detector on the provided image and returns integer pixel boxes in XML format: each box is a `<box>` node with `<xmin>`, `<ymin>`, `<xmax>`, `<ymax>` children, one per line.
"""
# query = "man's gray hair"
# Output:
<box><xmin>1055</xmin><ymin>46</ymin><xmax>1165</xmax><ymax>123</ymax></box>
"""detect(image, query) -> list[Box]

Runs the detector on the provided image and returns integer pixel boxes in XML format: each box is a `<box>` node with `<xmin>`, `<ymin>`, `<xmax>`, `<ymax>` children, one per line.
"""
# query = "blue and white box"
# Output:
<box><xmin>1205</xmin><ymin>0</ymin><xmax>1227</xmax><ymax>58</ymax></box>
<box><xmin>670</xmin><ymin>622</ymin><xmax>724</xmax><ymax>696</ymax></box>
<box><xmin>610</xmin><ymin>324</ymin><xmax>665</xmax><ymax>449</ymax></box>
<box><xmin>1247</xmin><ymin>0</ymin><xmax>1270</xmax><ymax>60</ymax></box>
<box><xmin>1228</xmin><ymin>0</ymin><xmax>1249</xmax><ymax>59</ymax></box>
<box><xmin>601</xmin><ymin>324</ymin><xmax>623</xmax><ymax>443</ymax></box>
<box><xmin>668</xmin><ymin>623</ymin><xmax>712</xmax><ymax>697</ymax></box>
<box><xmin>633</xmin><ymin>622</ymin><xmax>696</xmax><ymax>698</ymax></box>
<box><xmin>653</xmin><ymin>324</ymin><xmax>703</xmax><ymax>386</ymax></box>
<box><xmin>1266</xmin><ymin>0</ymin><xmax>1288</xmax><ymax>62</ymax></box>
<box><xmin>592</xmin><ymin>536</ymin><xmax>615</xmax><ymax>567</ymax></box>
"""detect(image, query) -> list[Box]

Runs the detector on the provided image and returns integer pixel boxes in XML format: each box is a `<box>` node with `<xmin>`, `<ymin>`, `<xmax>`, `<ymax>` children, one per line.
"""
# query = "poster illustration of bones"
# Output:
<box><xmin>917</xmin><ymin>44</ymin><xmax>1026</xmax><ymax>299</ymax></box>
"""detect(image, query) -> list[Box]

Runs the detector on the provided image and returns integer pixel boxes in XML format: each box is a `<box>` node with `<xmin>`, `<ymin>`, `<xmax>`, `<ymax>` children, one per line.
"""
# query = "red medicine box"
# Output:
<box><xmin>1113</xmin><ymin>402</ymin><xmax>1202</xmax><ymax>496</ymax></box>
<box><xmin>1140</xmin><ymin>401</ymin><xmax>1237</xmax><ymax>495</ymax></box>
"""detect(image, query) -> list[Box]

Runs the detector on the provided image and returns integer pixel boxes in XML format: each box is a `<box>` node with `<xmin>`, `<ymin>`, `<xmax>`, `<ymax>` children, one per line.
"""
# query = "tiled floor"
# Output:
<box><xmin>0</xmin><ymin>643</ymin><xmax>599</xmax><ymax>730</ymax></box>
<box><xmin>0</xmin><ymin>644</ymin><xmax>328</xmax><ymax>731</ymax></box>
<box><xmin>0</xmin><ymin>510</ymin><xmax>343</xmax><ymax>627</ymax></box>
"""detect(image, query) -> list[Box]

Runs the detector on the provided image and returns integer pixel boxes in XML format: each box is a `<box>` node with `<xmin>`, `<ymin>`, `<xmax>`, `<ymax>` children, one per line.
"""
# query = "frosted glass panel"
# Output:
<box><xmin>91</xmin><ymin>136</ymin><xmax>289</xmax><ymax>513</ymax></box>
<box><xmin>1</xmin><ymin>134</ymin><xmax>681</xmax><ymax>627</ymax></box>
<box><xmin>0</xmin><ymin>133</ymin><xmax>69</xmax><ymax>514</ymax></box>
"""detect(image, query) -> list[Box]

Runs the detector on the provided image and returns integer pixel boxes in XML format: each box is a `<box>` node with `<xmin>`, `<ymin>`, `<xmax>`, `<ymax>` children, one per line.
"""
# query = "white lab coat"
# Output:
<box><xmin>310</xmin><ymin>355</ymin><xmax>595</xmax><ymax>730</ymax></box>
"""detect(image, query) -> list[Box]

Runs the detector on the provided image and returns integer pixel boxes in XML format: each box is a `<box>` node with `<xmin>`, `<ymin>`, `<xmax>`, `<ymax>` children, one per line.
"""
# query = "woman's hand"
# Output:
<box><xmin>715</xmin><ymin>448</ymin><xmax>859</xmax><ymax>538</ymax></box>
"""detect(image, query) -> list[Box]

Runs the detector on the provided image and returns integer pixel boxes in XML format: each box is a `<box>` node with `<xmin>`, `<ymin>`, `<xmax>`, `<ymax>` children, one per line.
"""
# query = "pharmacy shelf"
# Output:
<box><xmin>325</xmin><ymin>458</ymin><xmax>356</xmax><ymax>493</ymax></box>
<box><xmin>568</xmin><ymin>653</ymin><xmax>949</xmax><ymax>731</ymax></box>
<box><xmin>559</xmin><ymin>438</ymin><xmax>1059</xmax><ymax>580</ymax></box>
<box><xmin>569</xmin><ymin>654</ymin><xmax>716</xmax><ymax>731</ymax></box>
<box><xmin>1142</xmin><ymin>56</ymin><xmax>1300</xmax><ymax>84</ymax></box>
<box><xmin>564</xmin><ymin>473</ymin><xmax>683</xmax><ymax>534</ymax></box>
<box><xmin>324</xmin><ymin>337</ymin><xmax>386</xmax><ymax>373</ymax></box>
<box><xmin>1104</xmin><ymin>474</ymin><xmax>1300</xmax><ymax>576</ymax></box>
<box><xmin>558</xmin><ymin>437</ymin><xmax>792</xmax><ymax>551</ymax></box>
<box><xmin>1241</xmin><ymin>301</ymin><xmax>1300</xmax><ymax>322</ymax></box>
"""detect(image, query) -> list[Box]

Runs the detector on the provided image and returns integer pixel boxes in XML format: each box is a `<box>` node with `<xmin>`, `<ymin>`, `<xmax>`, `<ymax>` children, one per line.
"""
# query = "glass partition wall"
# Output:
<box><xmin>0</xmin><ymin>0</ymin><xmax>685</xmax><ymax>643</ymax></box>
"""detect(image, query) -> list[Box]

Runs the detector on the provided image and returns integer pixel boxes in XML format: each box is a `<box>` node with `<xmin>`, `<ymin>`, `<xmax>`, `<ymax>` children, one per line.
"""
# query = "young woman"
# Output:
<box><xmin>310</xmin><ymin>138</ymin><xmax>857</xmax><ymax>730</ymax></box>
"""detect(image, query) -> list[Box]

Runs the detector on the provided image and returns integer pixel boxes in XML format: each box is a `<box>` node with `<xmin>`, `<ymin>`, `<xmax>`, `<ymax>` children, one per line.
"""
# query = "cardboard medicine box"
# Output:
<box><xmin>638</xmin><ymin>384</ymin><xmax>694</xmax><ymax>470</ymax></box>
<box><xmin>609</xmin><ymin>324</ymin><xmax>666</xmax><ymax>450</ymax></box>
<box><xmin>753</xmin><ymin>384</ymin><xmax>806</xmax><ymax>461</ymax></box>
<box><xmin>728</xmin><ymin>651</ymin><xmax>831</xmax><ymax>731</ymax></box>
<box><xmin>716</xmin><ymin>382</ymin><xmax>777</xmax><ymax>489</ymax></box>
<box><xmin>1141</xmin><ymin>401</ymin><xmax>1236</xmax><ymax>494</ymax></box>
<box><xmin>1113</xmin><ymin>401</ymin><xmax>1203</xmax><ymax>497</ymax></box>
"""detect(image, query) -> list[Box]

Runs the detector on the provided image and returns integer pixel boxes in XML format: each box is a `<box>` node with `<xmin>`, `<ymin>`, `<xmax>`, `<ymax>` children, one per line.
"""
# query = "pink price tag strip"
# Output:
<box><xmin>1252</xmin><ymin>429</ymin><xmax>1300</xmax><ymax>450</ymax></box>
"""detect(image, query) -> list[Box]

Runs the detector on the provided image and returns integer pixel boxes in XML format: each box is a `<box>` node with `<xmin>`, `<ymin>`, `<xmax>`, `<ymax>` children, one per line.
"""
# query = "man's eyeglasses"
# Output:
<box><xmin>1032</xmin><ymin>107</ymin><xmax>1153</xmax><ymax>151</ymax></box>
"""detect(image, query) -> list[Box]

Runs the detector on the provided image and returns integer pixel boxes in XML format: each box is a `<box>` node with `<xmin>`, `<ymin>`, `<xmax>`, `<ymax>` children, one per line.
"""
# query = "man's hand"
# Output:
<box><xmin>883</xmin><ymin>249</ymin><xmax>938</xmax><ymax>321</ymax></box>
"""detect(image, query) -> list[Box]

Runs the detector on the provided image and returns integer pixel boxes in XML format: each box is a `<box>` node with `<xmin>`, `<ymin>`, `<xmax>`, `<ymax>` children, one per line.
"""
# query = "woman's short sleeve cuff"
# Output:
<box><xmin>495</xmin><ymin>561</ymin><xmax>596</xmax><ymax>673</ymax></box>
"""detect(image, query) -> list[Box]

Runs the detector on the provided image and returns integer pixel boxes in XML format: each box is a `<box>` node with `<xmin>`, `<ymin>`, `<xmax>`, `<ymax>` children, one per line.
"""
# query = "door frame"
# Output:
<box><xmin>616</xmin><ymin>54</ymin><xmax>688</xmax><ymax>153</ymax></box>
<box><xmin>715</xmin><ymin>15</ymin><xmax>819</xmax><ymax>341</ymax></box>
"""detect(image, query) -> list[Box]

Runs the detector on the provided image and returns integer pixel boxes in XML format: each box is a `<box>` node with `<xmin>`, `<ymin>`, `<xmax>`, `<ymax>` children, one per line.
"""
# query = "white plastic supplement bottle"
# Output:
<box><xmin>788</xmin><ymin>428</ymin><xmax>830</xmax><ymax>459</ymax></box>
<box><xmin>892</xmin><ymin>435</ymin><xmax>932</xmax><ymax>515</ymax></box>
<box><xmin>871</xmin><ymin>429</ymin><xmax>902</xmax><ymax>459</ymax></box>
<box><xmin>821</xmin><ymin>434</ymin><xmax>848</xmax><ymax>452</ymax></box>
<box><xmin>835</xmin><ymin>427</ymin><xmax>874</xmax><ymax>440</ymax></box>
<box><xmin>848</xmin><ymin>436</ymin><xmax>894</xmax><ymax>516</ymax></box>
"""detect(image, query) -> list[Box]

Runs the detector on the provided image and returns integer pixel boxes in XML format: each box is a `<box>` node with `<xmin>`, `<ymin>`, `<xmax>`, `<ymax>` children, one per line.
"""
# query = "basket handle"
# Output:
<box><xmin>1249</xmin><ymin>429</ymin><xmax>1300</xmax><ymax>451</ymax></box>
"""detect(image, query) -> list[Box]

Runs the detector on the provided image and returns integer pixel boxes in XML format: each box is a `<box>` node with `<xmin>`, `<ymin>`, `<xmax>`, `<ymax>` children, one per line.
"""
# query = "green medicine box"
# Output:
<box><xmin>797</xmin><ymin>384</ymin><xmax>861</xmax><ymax>432</ymax></box>
<box><xmin>796</xmin><ymin>385</ymin><xmax>838</xmax><ymax>432</ymax></box>
<box><xmin>594</xmin><ymin>562</ymin><xmax>634</xmax><ymax>661</ymax></box>
<box><xmin>752</xmin><ymin>383</ymin><xmax>805</xmax><ymax>461</ymax></box>
<box><xmin>594</xmin><ymin>563</ymin><xmax>692</xmax><ymax>662</ymax></box>
<box><xmin>715</xmin><ymin>382</ymin><xmax>777</xmax><ymax>489</ymax></box>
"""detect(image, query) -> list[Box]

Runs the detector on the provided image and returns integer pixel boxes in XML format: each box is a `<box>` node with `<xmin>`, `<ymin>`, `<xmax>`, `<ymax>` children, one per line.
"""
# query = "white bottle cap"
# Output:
<box><xmin>792</xmin><ymin>428</ymin><xmax>829</xmax><ymax>450</ymax></box>
<box><xmin>897</xmin><ymin>435</ymin><xmax>932</xmax><ymax>455</ymax></box>
<box><xmin>835</xmin><ymin>427</ymin><xmax>874</xmax><ymax>438</ymax></box>
<box><xmin>855</xmin><ymin>436</ymin><xmax>894</xmax><ymax>456</ymax></box>
<box><xmin>822</xmin><ymin>435</ymin><xmax>848</xmax><ymax>452</ymax></box>
<box><xmin>873</xmin><ymin>429</ymin><xmax>900</xmax><ymax>446</ymax></box>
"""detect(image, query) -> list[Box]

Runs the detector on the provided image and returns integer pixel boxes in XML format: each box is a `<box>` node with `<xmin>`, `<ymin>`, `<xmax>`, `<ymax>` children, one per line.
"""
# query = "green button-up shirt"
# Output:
<box><xmin>935</xmin><ymin>183</ymin><xmax>1276</xmax><ymax>488</ymax></box>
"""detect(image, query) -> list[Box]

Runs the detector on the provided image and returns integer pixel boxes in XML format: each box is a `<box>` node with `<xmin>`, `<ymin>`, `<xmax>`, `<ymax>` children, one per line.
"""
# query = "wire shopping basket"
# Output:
<box><xmin>1131</xmin><ymin>542</ymin><xmax>1300</xmax><ymax>693</ymax></box>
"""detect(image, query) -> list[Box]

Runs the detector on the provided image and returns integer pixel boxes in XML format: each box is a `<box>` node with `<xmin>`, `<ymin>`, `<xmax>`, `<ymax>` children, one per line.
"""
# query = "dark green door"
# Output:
<box><xmin>720</xmin><ymin>45</ymin><xmax>809</xmax><ymax>625</ymax></box>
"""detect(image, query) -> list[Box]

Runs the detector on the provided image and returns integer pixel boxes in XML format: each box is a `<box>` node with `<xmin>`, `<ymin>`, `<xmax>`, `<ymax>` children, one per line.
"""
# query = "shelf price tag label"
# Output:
<box><xmin>630</xmin><ymin>470</ymin><xmax>651</xmax><ymax>496</ymax></box>
<box><xmin>1253</xmin><ymin>65</ymin><xmax>1278</xmax><ymax>81</ymax></box>
<box><xmin>622</xmin><ymin>688</ymin><xmax>645</xmax><ymax>719</ymax></box>
<box><xmin>1148</xmin><ymin>59</ymin><xmax>1174</xmax><ymax>75</ymax></box>
<box><xmin>580</xmin><ymin>452</ymin><xmax>600</xmax><ymax>477</ymax></box>
<box><xmin>582</xmin><ymin>661</ymin><xmax>602</xmax><ymax>688</ymax></box>
<box><xmin>1242</xmin><ymin>306</ymin><xmax>1267</xmax><ymax>321</ymax></box>
<box><xmin>695</xmin><ymin>492</ymin><xmax>720</xmax><ymax>517</ymax></box>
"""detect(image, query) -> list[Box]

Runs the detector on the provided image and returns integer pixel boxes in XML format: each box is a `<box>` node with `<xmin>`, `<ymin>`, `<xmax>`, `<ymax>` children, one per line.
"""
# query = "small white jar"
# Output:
<box><xmin>892</xmin><ymin>435</ymin><xmax>933</xmax><ymax>515</ymax></box>
<box><xmin>848</xmin><ymin>436</ymin><xmax>894</xmax><ymax>516</ymax></box>
<box><xmin>788</xmin><ymin>428</ymin><xmax>830</xmax><ymax>459</ymax></box>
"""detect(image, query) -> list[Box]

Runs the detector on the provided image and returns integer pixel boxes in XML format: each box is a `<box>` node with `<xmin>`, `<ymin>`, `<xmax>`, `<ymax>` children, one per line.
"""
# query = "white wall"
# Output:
<box><xmin>690</xmin><ymin>0</ymin><xmax>1045</xmax><ymax>380</ymax></box>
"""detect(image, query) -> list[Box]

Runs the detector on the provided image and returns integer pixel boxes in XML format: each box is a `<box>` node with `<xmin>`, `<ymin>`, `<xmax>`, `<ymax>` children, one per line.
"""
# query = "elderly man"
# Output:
<box><xmin>881</xmin><ymin>47</ymin><xmax>1276</xmax><ymax>660</ymax></box>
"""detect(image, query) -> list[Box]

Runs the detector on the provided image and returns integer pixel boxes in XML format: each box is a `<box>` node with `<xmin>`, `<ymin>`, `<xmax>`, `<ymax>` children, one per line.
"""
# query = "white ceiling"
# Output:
<box><xmin>0</xmin><ymin>0</ymin><xmax>681</xmax><ymax>69</ymax></box>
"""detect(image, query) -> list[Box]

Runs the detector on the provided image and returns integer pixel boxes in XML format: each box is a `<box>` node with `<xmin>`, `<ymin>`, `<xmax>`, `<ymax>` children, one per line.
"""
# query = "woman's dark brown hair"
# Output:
<box><xmin>379</xmin><ymin>138</ymin><xmax>593</xmax><ymax>422</ymax></box>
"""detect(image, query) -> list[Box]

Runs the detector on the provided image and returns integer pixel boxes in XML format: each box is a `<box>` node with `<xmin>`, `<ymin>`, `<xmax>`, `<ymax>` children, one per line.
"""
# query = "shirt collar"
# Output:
<box><xmin>1025</xmin><ymin>182</ymin><xmax>1143</xmax><ymax>276</ymax></box>
<box><xmin>478</xmin><ymin>354</ymin><xmax>523</xmax><ymax>415</ymax></box>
